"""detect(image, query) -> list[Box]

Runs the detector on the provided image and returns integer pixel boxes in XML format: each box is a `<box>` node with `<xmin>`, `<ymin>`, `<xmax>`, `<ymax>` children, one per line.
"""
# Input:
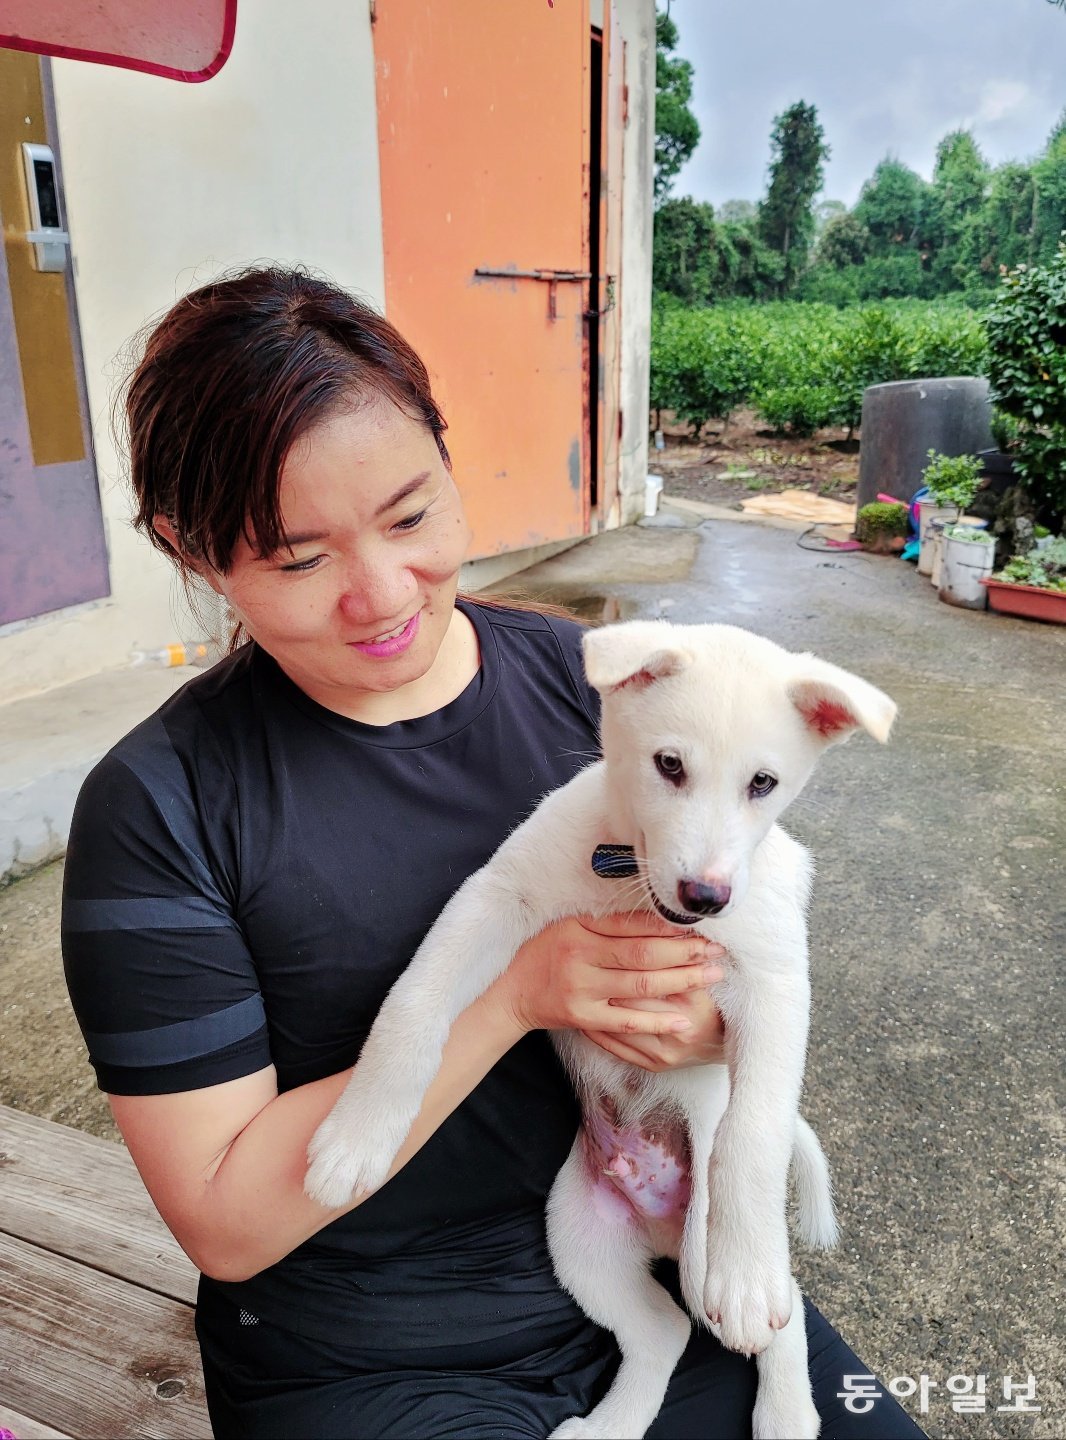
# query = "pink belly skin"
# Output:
<box><xmin>580</xmin><ymin>1099</ymin><xmax>691</xmax><ymax>1242</ymax></box>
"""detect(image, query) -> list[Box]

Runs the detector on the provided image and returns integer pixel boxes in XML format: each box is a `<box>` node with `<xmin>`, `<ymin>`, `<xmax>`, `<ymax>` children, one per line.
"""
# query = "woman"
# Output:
<box><xmin>62</xmin><ymin>267</ymin><xmax>923</xmax><ymax>1439</ymax></box>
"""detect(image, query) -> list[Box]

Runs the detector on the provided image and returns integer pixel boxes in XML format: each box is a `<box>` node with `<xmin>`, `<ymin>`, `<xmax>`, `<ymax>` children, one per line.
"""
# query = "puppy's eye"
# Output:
<box><xmin>654</xmin><ymin>752</ymin><xmax>685</xmax><ymax>785</ymax></box>
<box><xmin>749</xmin><ymin>771</ymin><xmax>778</xmax><ymax>798</ymax></box>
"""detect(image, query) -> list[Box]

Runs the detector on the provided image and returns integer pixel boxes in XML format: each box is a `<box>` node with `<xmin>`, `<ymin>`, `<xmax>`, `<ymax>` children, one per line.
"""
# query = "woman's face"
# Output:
<box><xmin>205</xmin><ymin>397</ymin><xmax>473</xmax><ymax>714</ymax></box>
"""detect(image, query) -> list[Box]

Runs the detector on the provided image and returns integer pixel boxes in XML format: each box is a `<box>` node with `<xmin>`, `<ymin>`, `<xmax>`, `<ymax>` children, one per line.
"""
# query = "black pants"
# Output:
<box><xmin>196</xmin><ymin>1282</ymin><xmax>927</xmax><ymax>1440</ymax></box>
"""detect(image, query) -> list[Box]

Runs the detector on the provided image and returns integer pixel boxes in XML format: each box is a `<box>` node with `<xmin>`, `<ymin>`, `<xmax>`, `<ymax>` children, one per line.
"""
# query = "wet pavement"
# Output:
<box><xmin>2</xmin><ymin>504</ymin><xmax>1062</xmax><ymax>1438</ymax></box>
<box><xmin>491</xmin><ymin>502</ymin><xmax>1065</xmax><ymax>1440</ymax></box>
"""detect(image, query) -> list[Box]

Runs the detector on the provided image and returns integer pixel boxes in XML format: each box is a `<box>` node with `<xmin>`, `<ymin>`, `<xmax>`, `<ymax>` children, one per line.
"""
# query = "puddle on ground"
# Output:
<box><xmin>559</xmin><ymin>592</ymin><xmax>637</xmax><ymax>624</ymax></box>
<box><xmin>528</xmin><ymin>590</ymin><xmax>638</xmax><ymax>624</ymax></box>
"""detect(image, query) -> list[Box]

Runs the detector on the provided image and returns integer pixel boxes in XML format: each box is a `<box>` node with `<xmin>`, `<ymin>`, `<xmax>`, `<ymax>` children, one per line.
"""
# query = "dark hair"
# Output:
<box><xmin>123</xmin><ymin>265</ymin><xmax>450</xmax><ymax>575</ymax></box>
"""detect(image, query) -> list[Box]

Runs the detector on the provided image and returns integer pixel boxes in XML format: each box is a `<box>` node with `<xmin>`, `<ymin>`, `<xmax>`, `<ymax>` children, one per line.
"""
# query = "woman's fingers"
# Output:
<box><xmin>581</xmin><ymin>910</ymin><xmax>691</xmax><ymax>938</ymax></box>
<box><xmin>582</xmin><ymin>912</ymin><xmax>727</xmax><ymax>950</ymax></box>
<box><xmin>592</xmin><ymin>1005</ymin><xmax>696</xmax><ymax>1036</ymax></box>
<box><xmin>611</xmin><ymin>960</ymin><xmax>723</xmax><ymax>1000</ymax></box>
<box><xmin>502</xmin><ymin>914</ymin><xmax>728</xmax><ymax>1037</ymax></box>
<box><xmin>583</xmin><ymin>987</ymin><xmax>726</xmax><ymax>1071</ymax></box>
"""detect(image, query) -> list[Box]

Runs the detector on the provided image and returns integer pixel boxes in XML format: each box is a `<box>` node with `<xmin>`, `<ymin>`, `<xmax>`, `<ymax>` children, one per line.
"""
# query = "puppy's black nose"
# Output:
<box><xmin>677</xmin><ymin>880</ymin><xmax>732</xmax><ymax>916</ymax></box>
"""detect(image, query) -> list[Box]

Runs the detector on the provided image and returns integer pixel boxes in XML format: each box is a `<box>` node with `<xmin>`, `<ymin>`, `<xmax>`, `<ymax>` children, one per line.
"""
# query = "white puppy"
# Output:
<box><xmin>306</xmin><ymin>621</ymin><xmax>896</xmax><ymax>1440</ymax></box>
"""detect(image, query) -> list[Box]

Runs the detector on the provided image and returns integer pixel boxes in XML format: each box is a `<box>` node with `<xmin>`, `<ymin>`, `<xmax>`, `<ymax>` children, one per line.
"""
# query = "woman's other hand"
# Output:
<box><xmin>485</xmin><ymin>911</ymin><xmax>725</xmax><ymax>1066</ymax></box>
<box><xmin>580</xmin><ymin>983</ymin><xmax>726</xmax><ymax>1072</ymax></box>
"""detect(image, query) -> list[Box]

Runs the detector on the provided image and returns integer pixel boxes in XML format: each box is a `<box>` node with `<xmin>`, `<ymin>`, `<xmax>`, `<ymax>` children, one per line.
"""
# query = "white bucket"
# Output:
<box><xmin>917</xmin><ymin>501</ymin><xmax>957</xmax><ymax>576</ymax></box>
<box><xmin>929</xmin><ymin>518</ymin><xmax>950</xmax><ymax>588</ymax></box>
<box><xmin>939</xmin><ymin>530</ymin><xmax>995</xmax><ymax>609</ymax></box>
<box><xmin>644</xmin><ymin>473</ymin><xmax>664</xmax><ymax>518</ymax></box>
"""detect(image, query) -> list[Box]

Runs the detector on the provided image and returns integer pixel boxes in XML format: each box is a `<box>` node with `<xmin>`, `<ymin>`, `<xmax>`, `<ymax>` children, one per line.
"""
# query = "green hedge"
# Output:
<box><xmin>650</xmin><ymin>301</ymin><xmax>988</xmax><ymax>438</ymax></box>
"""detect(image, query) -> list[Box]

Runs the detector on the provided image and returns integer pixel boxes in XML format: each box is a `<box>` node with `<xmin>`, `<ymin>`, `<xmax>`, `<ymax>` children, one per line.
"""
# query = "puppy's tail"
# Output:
<box><xmin>792</xmin><ymin>1115</ymin><xmax>840</xmax><ymax>1250</ymax></box>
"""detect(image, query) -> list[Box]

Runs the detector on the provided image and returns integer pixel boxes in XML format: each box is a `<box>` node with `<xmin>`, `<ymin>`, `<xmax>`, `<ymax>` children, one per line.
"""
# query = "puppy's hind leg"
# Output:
<box><xmin>546</xmin><ymin>1140</ymin><xmax>691</xmax><ymax>1440</ymax></box>
<box><xmin>752</xmin><ymin>1278</ymin><xmax>820</xmax><ymax>1440</ymax></box>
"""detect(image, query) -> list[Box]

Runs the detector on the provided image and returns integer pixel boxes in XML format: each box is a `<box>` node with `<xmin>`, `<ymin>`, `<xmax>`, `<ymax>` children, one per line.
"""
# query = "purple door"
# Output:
<box><xmin>0</xmin><ymin>51</ymin><xmax>109</xmax><ymax>628</ymax></box>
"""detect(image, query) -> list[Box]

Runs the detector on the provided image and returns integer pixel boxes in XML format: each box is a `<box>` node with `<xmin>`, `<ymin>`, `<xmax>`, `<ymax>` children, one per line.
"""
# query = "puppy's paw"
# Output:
<box><xmin>704</xmin><ymin>1230</ymin><xmax>793</xmax><ymax>1356</ymax></box>
<box><xmin>753</xmin><ymin>1387</ymin><xmax>820</xmax><ymax>1440</ymax></box>
<box><xmin>550</xmin><ymin>1416</ymin><xmax>646</xmax><ymax>1440</ymax></box>
<box><xmin>303</xmin><ymin>1108</ymin><xmax>398</xmax><ymax>1209</ymax></box>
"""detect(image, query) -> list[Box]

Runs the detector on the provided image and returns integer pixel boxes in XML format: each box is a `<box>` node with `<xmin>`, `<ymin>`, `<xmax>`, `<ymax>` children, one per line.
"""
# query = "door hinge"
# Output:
<box><xmin>618</xmin><ymin>408</ymin><xmax>624</xmax><ymax>440</ymax></box>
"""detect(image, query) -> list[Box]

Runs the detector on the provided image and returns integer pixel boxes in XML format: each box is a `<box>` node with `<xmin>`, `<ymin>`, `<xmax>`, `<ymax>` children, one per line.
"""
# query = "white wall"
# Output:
<box><xmin>0</xmin><ymin>0</ymin><xmax>385</xmax><ymax>702</ymax></box>
<box><xmin>616</xmin><ymin>0</ymin><xmax>656</xmax><ymax>525</ymax></box>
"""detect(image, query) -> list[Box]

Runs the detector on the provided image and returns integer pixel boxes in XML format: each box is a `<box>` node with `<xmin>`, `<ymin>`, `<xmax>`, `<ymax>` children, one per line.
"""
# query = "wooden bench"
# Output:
<box><xmin>0</xmin><ymin>1105</ymin><xmax>211</xmax><ymax>1438</ymax></box>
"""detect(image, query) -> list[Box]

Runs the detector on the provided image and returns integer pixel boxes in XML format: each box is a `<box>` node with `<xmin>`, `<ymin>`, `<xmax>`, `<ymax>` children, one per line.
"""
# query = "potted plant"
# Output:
<box><xmin>856</xmin><ymin>501</ymin><xmax>910</xmax><ymax>555</ymax></box>
<box><xmin>982</xmin><ymin>537</ymin><xmax>1066</xmax><ymax>623</ymax></box>
<box><xmin>973</xmin><ymin>409</ymin><xmax>1018</xmax><ymax>478</ymax></box>
<box><xmin>918</xmin><ymin>451</ymin><xmax>983</xmax><ymax>581</ymax></box>
<box><xmin>938</xmin><ymin>525</ymin><xmax>996</xmax><ymax>609</ymax></box>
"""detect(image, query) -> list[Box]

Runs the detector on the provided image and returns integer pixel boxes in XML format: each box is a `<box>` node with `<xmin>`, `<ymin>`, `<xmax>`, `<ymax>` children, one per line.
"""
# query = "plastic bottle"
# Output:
<box><xmin>130</xmin><ymin>641</ymin><xmax>213</xmax><ymax>668</ymax></box>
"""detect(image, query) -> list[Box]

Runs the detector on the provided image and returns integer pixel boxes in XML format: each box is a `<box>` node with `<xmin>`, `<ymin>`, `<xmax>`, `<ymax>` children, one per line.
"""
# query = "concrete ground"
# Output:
<box><xmin>2</xmin><ymin>504</ymin><xmax>1062</xmax><ymax>1438</ymax></box>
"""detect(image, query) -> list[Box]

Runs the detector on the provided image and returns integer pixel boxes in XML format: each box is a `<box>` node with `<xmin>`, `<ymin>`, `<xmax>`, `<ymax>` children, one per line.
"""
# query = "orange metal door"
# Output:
<box><xmin>373</xmin><ymin>0</ymin><xmax>591</xmax><ymax>558</ymax></box>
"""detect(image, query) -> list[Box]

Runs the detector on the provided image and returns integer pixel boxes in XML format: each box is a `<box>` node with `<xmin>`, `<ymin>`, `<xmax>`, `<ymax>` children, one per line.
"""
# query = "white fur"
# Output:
<box><xmin>305</xmin><ymin>622</ymin><xmax>896</xmax><ymax>1439</ymax></box>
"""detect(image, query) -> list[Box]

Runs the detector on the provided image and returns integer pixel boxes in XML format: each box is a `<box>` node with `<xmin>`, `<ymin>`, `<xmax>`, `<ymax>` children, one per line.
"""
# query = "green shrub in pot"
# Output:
<box><xmin>921</xmin><ymin>450</ymin><xmax>983</xmax><ymax>518</ymax></box>
<box><xmin>856</xmin><ymin>501</ymin><xmax>910</xmax><ymax>553</ymax></box>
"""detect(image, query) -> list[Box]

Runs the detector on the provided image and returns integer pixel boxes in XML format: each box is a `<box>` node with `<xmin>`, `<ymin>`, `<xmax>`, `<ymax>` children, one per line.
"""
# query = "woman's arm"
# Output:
<box><xmin>110</xmin><ymin>984</ymin><xmax>526</xmax><ymax>1284</ymax></box>
<box><xmin>110</xmin><ymin>912</ymin><xmax>720</xmax><ymax>1283</ymax></box>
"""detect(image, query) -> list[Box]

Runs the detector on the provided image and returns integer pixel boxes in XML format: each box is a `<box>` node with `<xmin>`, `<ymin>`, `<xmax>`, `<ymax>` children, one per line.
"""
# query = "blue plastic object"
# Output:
<box><xmin>908</xmin><ymin>486</ymin><xmax>928</xmax><ymax>535</ymax></box>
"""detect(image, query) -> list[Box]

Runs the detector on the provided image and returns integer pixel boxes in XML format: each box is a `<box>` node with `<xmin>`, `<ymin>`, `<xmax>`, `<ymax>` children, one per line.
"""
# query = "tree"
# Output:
<box><xmin>651</xmin><ymin>198</ymin><xmax>784</xmax><ymax>304</ymax></box>
<box><xmin>1031</xmin><ymin>112</ymin><xmax>1066</xmax><ymax>265</ymax></box>
<box><xmin>816</xmin><ymin>212</ymin><xmax>870</xmax><ymax>269</ymax></box>
<box><xmin>979</xmin><ymin>162</ymin><xmax>1036</xmax><ymax>277</ymax></box>
<box><xmin>814</xmin><ymin>198</ymin><xmax>847</xmax><ymax>235</ymax></box>
<box><xmin>654</xmin><ymin>11</ymin><xmax>700</xmax><ymax>206</ymax></box>
<box><xmin>920</xmin><ymin>130</ymin><xmax>990</xmax><ymax>292</ymax></box>
<box><xmin>757</xmin><ymin>101</ymin><xmax>830</xmax><ymax>289</ymax></box>
<box><xmin>652</xmin><ymin>197</ymin><xmax>719</xmax><ymax>303</ymax></box>
<box><xmin>853</xmin><ymin>158</ymin><xmax>927</xmax><ymax>255</ymax></box>
<box><xmin>716</xmin><ymin>223</ymin><xmax>786</xmax><ymax>300</ymax></box>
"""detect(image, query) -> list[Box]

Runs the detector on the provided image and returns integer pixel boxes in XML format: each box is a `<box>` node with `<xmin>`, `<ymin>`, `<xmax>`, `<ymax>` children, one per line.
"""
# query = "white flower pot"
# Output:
<box><xmin>939</xmin><ymin>530</ymin><xmax>995</xmax><ymax>609</ymax></box>
<box><xmin>917</xmin><ymin>501</ymin><xmax>957</xmax><ymax>576</ymax></box>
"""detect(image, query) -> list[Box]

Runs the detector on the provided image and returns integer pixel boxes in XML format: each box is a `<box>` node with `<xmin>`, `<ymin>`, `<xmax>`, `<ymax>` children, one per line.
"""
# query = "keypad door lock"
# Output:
<box><xmin>22</xmin><ymin>143</ymin><xmax>70</xmax><ymax>273</ymax></box>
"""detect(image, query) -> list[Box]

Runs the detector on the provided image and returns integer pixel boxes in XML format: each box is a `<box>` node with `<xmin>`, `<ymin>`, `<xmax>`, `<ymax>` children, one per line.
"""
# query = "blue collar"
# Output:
<box><xmin>591</xmin><ymin>844</ymin><xmax>638</xmax><ymax>878</ymax></box>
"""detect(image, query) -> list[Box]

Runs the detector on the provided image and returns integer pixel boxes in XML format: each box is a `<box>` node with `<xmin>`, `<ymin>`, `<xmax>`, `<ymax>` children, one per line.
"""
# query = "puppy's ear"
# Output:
<box><xmin>583</xmin><ymin>622</ymin><xmax>694</xmax><ymax>694</ymax></box>
<box><xmin>788</xmin><ymin>658</ymin><xmax>896</xmax><ymax>746</ymax></box>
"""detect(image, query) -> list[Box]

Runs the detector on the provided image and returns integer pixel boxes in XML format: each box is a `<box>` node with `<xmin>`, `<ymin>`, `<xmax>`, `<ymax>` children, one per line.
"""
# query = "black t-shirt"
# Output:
<box><xmin>62</xmin><ymin>600</ymin><xmax>602</xmax><ymax>1347</ymax></box>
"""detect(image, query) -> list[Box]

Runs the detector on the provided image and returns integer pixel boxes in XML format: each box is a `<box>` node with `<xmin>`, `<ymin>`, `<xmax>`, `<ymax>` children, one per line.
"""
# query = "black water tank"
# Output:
<box><xmin>857</xmin><ymin>377</ymin><xmax>993</xmax><ymax>511</ymax></box>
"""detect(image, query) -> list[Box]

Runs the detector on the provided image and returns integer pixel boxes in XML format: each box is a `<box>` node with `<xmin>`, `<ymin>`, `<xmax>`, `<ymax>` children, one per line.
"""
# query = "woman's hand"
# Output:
<box><xmin>484</xmin><ymin>911</ymin><xmax>725</xmax><ymax>1053</ymax></box>
<box><xmin>581</xmin><ymin>983</ymin><xmax>726</xmax><ymax>1072</ymax></box>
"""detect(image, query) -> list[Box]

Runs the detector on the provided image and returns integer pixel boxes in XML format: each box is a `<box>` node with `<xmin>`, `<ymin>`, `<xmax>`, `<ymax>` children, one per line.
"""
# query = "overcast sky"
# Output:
<box><xmin>666</xmin><ymin>0</ymin><xmax>1066</xmax><ymax>210</ymax></box>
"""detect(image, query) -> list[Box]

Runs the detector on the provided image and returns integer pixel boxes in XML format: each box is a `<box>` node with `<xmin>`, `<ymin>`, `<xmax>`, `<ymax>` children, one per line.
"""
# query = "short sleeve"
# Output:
<box><xmin>62</xmin><ymin>716</ymin><xmax>271</xmax><ymax>1096</ymax></box>
<box><xmin>544</xmin><ymin>613</ymin><xmax>601</xmax><ymax>732</ymax></box>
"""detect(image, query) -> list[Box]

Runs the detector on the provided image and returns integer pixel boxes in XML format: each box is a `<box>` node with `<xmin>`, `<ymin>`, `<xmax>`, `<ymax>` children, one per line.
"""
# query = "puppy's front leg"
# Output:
<box><xmin>703</xmin><ymin>966</ymin><xmax>810</xmax><ymax>1356</ymax></box>
<box><xmin>305</xmin><ymin>874</ymin><xmax>541</xmax><ymax>1208</ymax></box>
